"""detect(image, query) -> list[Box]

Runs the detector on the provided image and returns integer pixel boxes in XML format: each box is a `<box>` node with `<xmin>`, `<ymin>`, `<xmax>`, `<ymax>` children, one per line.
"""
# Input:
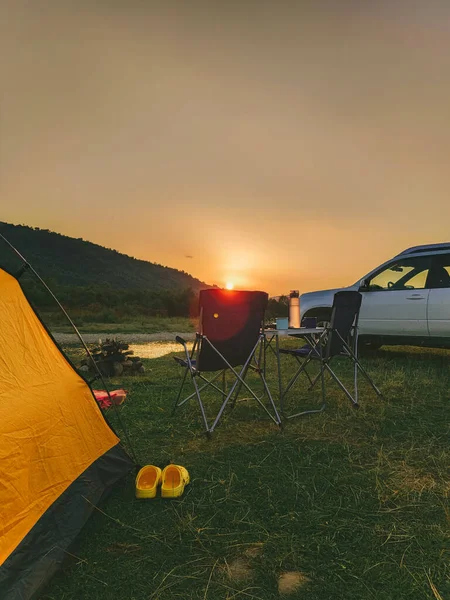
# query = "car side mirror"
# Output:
<box><xmin>359</xmin><ymin>278</ymin><xmax>370</xmax><ymax>291</ymax></box>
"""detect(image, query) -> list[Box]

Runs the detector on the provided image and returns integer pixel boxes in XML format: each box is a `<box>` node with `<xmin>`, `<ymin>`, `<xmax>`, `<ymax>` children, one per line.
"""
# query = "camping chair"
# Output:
<box><xmin>279</xmin><ymin>291</ymin><xmax>383</xmax><ymax>419</ymax></box>
<box><xmin>173</xmin><ymin>289</ymin><xmax>282</xmax><ymax>434</ymax></box>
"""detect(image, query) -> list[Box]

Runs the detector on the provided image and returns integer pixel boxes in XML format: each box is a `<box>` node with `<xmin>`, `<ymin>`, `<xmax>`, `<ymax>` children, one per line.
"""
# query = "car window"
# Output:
<box><xmin>366</xmin><ymin>257</ymin><xmax>431</xmax><ymax>291</ymax></box>
<box><xmin>429</xmin><ymin>253</ymin><xmax>450</xmax><ymax>288</ymax></box>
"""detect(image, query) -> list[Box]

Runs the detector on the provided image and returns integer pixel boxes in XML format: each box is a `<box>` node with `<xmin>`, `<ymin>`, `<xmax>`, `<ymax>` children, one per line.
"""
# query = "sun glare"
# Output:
<box><xmin>225</xmin><ymin>282</ymin><xmax>234</xmax><ymax>290</ymax></box>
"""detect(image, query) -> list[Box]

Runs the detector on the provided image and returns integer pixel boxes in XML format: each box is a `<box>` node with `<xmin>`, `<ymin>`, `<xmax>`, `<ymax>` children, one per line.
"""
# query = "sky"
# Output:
<box><xmin>1</xmin><ymin>0</ymin><xmax>450</xmax><ymax>295</ymax></box>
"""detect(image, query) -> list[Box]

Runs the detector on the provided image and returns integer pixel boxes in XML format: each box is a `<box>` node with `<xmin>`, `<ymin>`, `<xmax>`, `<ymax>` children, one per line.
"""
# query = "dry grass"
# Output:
<box><xmin>278</xmin><ymin>572</ymin><xmax>311</xmax><ymax>595</ymax></box>
<box><xmin>223</xmin><ymin>557</ymin><xmax>253</xmax><ymax>582</ymax></box>
<box><xmin>388</xmin><ymin>462</ymin><xmax>450</xmax><ymax>495</ymax></box>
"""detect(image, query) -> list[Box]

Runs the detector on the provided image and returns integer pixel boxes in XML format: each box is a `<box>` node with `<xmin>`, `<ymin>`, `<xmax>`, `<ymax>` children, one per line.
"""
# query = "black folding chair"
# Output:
<box><xmin>173</xmin><ymin>289</ymin><xmax>282</xmax><ymax>434</ymax></box>
<box><xmin>280</xmin><ymin>291</ymin><xmax>383</xmax><ymax>419</ymax></box>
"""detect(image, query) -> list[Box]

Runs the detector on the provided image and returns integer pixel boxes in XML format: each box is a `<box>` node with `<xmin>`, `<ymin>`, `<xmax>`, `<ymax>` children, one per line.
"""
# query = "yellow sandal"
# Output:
<box><xmin>135</xmin><ymin>465</ymin><xmax>162</xmax><ymax>499</ymax></box>
<box><xmin>161</xmin><ymin>464</ymin><xmax>190</xmax><ymax>498</ymax></box>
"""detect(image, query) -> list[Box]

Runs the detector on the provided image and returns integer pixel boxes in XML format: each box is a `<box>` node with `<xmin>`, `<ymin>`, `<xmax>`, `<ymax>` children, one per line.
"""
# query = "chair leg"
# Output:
<box><xmin>341</xmin><ymin>334</ymin><xmax>384</xmax><ymax>401</ymax></box>
<box><xmin>320</xmin><ymin>359</ymin><xmax>327</xmax><ymax>411</ymax></box>
<box><xmin>229</xmin><ymin>363</ymin><xmax>249</xmax><ymax>409</ymax></box>
<box><xmin>355</xmin><ymin>360</ymin><xmax>384</xmax><ymax>399</ymax></box>
<box><xmin>286</xmin><ymin>354</ymin><xmax>315</xmax><ymax>388</ymax></box>
<box><xmin>172</xmin><ymin>368</ymin><xmax>189</xmax><ymax>415</ymax></box>
<box><xmin>208</xmin><ymin>337</ymin><xmax>282</xmax><ymax>433</ymax></box>
<box><xmin>236</xmin><ymin>336</ymin><xmax>269</xmax><ymax>405</ymax></box>
<box><xmin>256</xmin><ymin>340</ymin><xmax>268</xmax><ymax>401</ymax></box>
<box><xmin>189</xmin><ymin>368</ymin><xmax>211</xmax><ymax>433</ymax></box>
<box><xmin>307</xmin><ymin>368</ymin><xmax>323</xmax><ymax>391</ymax></box>
<box><xmin>324</xmin><ymin>363</ymin><xmax>359</xmax><ymax>407</ymax></box>
<box><xmin>198</xmin><ymin>372</ymin><xmax>229</xmax><ymax>398</ymax></box>
<box><xmin>209</xmin><ymin>367</ymin><xmax>281</xmax><ymax>433</ymax></box>
<box><xmin>310</xmin><ymin>357</ymin><xmax>382</xmax><ymax>409</ymax></box>
<box><xmin>258</xmin><ymin>370</ymin><xmax>282</xmax><ymax>426</ymax></box>
<box><xmin>174</xmin><ymin>368</ymin><xmax>212</xmax><ymax>432</ymax></box>
<box><xmin>230</xmin><ymin>348</ymin><xmax>279</xmax><ymax>421</ymax></box>
<box><xmin>210</xmin><ymin>366</ymin><xmax>282</xmax><ymax>433</ymax></box>
<box><xmin>209</xmin><ymin>375</ymin><xmax>245</xmax><ymax>433</ymax></box>
<box><xmin>175</xmin><ymin>370</ymin><xmax>226</xmax><ymax>408</ymax></box>
<box><xmin>279</xmin><ymin>355</ymin><xmax>315</xmax><ymax>416</ymax></box>
<box><xmin>175</xmin><ymin>335</ymin><xmax>283</xmax><ymax>435</ymax></box>
<box><xmin>281</xmin><ymin>355</ymin><xmax>314</xmax><ymax>398</ymax></box>
<box><xmin>283</xmin><ymin>357</ymin><xmax>327</xmax><ymax>420</ymax></box>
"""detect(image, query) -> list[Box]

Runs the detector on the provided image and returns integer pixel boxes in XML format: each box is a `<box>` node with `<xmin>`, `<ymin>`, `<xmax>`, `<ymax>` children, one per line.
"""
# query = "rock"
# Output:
<box><xmin>113</xmin><ymin>362</ymin><xmax>124</xmax><ymax>376</ymax></box>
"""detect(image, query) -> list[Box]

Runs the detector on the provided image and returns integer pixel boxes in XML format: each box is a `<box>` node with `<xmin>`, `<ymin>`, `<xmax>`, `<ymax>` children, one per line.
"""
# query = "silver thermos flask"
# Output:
<box><xmin>289</xmin><ymin>290</ymin><xmax>300</xmax><ymax>328</ymax></box>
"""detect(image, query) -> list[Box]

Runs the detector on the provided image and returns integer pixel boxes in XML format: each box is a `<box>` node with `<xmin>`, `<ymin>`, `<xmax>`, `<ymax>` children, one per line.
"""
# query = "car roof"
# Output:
<box><xmin>395</xmin><ymin>243</ymin><xmax>450</xmax><ymax>257</ymax></box>
<box><xmin>352</xmin><ymin>242</ymin><xmax>450</xmax><ymax>285</ymax></box>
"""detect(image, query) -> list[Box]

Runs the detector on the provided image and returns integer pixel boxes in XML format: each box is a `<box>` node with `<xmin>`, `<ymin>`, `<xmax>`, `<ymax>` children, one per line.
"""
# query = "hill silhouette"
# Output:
<box><xmin>0</xmin><ymin>222</ymin><xmax>209</xmax><ymax>292</ymax></box>
<box><xmin>0</xmin><ymin>223</ymin><xmax>287</xmax><ymax>322</ymax></box>
<box><xmin>0</xmin><ymin>222</ymin><xmax>214</xmax><ymax>318</ymax></box>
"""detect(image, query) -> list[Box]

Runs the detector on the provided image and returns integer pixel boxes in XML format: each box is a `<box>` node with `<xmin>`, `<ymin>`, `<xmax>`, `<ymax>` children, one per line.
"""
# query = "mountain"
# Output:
<box><xmin>0</xmin><ymin>222</ymin><xmax>210</xmax><ymax>292</ymax></box>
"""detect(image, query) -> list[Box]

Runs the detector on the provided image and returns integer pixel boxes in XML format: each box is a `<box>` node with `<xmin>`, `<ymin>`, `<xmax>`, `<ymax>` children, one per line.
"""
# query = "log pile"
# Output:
<box><xmin>79</xmin><ymin>338</ymin><xmax>145</xmax><ymax>377</ymax></box>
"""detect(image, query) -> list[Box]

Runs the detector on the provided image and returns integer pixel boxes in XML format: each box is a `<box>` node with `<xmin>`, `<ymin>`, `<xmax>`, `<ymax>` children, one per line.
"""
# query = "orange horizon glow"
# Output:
<box><xmin>2</xmin><ymin>3</ymin><xmax>450</xmax><ymax>297</ymax></box>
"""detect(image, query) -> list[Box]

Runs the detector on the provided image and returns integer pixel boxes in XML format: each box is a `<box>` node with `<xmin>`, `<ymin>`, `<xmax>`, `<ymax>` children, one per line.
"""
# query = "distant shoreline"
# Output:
<box><xmin>52</xmin><ymin>332</ymin><xmax>196</xmax><ymax>344</ymax></box>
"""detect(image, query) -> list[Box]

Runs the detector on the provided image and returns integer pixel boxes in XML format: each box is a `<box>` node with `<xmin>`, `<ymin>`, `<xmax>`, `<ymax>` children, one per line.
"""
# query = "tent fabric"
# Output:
<box><xmin>0</xmin><ymin>268</ymin><xmax>133</xmax><ymax>598</ymax></box>
<box><xmin>0</xmin><ymin>446</ymin><xmax>131</xmax><ymax>600</ymax></box>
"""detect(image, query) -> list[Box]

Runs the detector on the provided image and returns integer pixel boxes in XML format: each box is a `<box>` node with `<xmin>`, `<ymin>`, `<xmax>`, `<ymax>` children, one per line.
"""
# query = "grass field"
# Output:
<box><xmin>45</xmin><ymin>315</ymin><xmax>196</xmax><ymax>335</ymax></box>
<box><xmin>41</xmin><ymin>342</ymin><xmax>449</xmax><ymax>600</ymax></box>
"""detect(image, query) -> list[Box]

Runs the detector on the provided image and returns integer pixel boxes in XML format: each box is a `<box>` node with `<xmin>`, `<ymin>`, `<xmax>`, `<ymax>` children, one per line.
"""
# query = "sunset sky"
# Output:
<box><xmin>1</xmin><ymin>1</ymin><xmax>450</xmax><ymax>295</ymax></box>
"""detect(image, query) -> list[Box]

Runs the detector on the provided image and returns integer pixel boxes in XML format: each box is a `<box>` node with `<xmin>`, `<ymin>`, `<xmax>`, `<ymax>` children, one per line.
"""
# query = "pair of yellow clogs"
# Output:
<box><xmin>135</xmin><ymin>464</ymin><xmax>190</xmax><ymax>499</ymax></box>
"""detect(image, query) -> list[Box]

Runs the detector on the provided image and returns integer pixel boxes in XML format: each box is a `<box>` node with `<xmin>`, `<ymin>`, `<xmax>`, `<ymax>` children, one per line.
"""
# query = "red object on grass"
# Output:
<box><xmin>93</xmin><ymin>389</ymin><xmax>128</xmax><ymax>409</ymax></box>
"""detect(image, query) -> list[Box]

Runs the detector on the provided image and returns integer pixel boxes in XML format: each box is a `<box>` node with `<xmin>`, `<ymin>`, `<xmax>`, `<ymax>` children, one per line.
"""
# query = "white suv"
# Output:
<box><xmin>300</xmin><ymin>243</ymin><xmax>450</xmax><ymax>348</ymax></box>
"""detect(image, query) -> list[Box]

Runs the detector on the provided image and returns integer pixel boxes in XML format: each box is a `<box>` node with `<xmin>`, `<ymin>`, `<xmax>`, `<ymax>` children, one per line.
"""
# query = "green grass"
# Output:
<box><xmin>45</xmin><ymin>315</ymin><xmax>196</xmax><ymax>335</ymax></box>
<box><xmin>42</xmin><ymin>343</ymin><xmax>449</xmax><ymax>600</ymax></box>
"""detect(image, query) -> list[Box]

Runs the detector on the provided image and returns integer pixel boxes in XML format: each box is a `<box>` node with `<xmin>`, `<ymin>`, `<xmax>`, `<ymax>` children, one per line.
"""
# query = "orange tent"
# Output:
<box><xmin>0</xmin><ymin>268</ymin><xmax>133</xmax><ymax>599</ymax></box>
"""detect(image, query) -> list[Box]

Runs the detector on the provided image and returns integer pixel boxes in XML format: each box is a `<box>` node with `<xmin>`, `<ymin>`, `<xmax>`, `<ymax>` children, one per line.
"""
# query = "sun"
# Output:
<box><xmin>225</xmin><ymin>282</ymin><xmax>234</xmax><ymax>290</ymax></box>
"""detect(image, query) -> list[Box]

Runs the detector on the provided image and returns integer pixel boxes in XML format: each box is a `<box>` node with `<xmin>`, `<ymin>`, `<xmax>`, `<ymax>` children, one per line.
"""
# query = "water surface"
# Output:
<box><xmin>128</xmin><ymin>341</ymin><xmax>193</xmax><ymax>359</ymax></box>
